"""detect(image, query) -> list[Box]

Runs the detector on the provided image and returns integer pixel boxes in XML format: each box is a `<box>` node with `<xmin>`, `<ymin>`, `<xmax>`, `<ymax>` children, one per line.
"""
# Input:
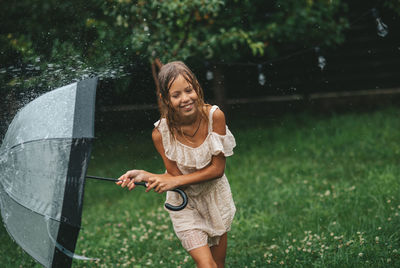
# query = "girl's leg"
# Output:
<box><xmin>210</xmin><ymin>233</ymin><xmax>228</xmax><ymax>268</ymax></box>
<box><xmin>189</xmin><ymin>245</ymin><xmax>217</xmax><ymax>268</ymax></box>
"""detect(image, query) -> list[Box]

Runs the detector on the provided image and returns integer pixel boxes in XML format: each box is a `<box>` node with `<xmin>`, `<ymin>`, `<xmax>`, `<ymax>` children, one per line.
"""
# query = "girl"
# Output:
<box><xmin>117</xmin><ymin>61</ymin><xmax>236</xmax><ymax>268</ymax></box>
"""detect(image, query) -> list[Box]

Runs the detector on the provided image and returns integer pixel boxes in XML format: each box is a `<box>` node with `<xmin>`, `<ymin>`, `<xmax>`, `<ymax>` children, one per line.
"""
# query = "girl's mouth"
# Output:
<box><xmin>181</xmin><ymin>103</ymin><xmax>194</xmax><ymax>112</ymax></box>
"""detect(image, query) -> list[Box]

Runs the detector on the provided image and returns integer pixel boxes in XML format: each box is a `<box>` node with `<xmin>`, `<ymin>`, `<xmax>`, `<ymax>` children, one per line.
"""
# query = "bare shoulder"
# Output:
<box><xmin>212</xmin><ymin>108</ymin><xmax>226</xmax><ymax>135</ymax></box>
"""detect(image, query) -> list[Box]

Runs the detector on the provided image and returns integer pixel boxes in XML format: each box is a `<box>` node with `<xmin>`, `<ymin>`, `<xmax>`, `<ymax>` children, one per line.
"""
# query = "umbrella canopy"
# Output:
<box><xmin>0</xmin><ymin>78</ymin><xmax>97</xmax><ymax>267</ymax></box>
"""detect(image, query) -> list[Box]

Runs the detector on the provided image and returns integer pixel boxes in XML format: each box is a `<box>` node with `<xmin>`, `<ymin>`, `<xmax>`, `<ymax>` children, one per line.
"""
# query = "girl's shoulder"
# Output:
<box><xmin>206</xmin><ymin>105</ymin><xmax>226</xmax><ymax>135</ymax></box>
<box><xmin>153</xmin><ymin>117</ymin><xmax>169</xmax><ymax>137</ymax></box>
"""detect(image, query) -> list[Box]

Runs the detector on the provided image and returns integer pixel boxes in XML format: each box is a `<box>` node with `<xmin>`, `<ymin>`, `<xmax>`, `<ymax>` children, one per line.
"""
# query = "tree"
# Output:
<box><xmin>94</xmin><ymin>0</ymin><xmax>349</xmax><ymax>111</ymax></box>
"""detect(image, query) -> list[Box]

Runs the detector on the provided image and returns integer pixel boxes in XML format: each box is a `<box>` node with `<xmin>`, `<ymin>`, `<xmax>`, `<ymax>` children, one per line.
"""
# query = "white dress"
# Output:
<box><xmin>154</xmin><ymin>105</ymin><xmax>236</xmax><ymax>251</ymax></box>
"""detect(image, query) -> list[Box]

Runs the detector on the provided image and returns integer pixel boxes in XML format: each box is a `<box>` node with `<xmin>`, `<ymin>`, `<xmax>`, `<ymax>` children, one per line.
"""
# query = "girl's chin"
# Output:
<box><xmin>178</xmin><ymin>106</ymin><xmax>198</xmax><ymax>118</ymax></box>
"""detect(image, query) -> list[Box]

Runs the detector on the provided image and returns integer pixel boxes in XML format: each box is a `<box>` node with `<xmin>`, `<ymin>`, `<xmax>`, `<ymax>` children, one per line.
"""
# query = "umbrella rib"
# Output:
<box><xmin>0</xmin><ymin>187</ymin><xmax>82</xmax><ymax>229</ymax></box>
<box><xmin>2</xmin><ymin>137</ymin><xmax>95</xmax><ymax>151</ymax></box>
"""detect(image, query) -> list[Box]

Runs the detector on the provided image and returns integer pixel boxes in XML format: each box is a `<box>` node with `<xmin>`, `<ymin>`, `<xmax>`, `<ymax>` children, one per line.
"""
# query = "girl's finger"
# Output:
<box><xmin>155</xmin><ymin>185</ymin><xmax>161</xmax><ymax>193</ymax></box>
<box><xmin>157</xmin><ymin>184</ymin><xmax>165</xmax><ymax>193</ymax></box>
<box><xmin>116</xmin><ymin>175</ymin><xmax>125</xmax><ymax>184</ymax></box>
<box><xmin>121</xmin><ymin>178</ymin><xmax>130</xmax><ymax>187</ymax></box>
<box><xmin>146</xmin><ymin>181</ymin><xmax>158</xmax><ymax>192</ymax></box>
<box><xmin>128</xmin><ymin>180</ymin><xmax>136</xmax><ymax>190</ymax></box>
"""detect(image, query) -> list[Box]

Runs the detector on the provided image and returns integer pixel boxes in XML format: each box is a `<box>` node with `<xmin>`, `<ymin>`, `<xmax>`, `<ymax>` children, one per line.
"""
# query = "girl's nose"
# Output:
<box><xmin>182</xmin><ymin>93</ymin><xmax>190</xmax><ymax>102</ymax></box>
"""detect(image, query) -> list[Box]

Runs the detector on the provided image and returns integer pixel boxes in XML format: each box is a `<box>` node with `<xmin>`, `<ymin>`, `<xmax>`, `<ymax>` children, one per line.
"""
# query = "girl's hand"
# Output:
<box><xmin>116</xmin><ymin>170</ymin><xmax>150</xmax><ymax>190</ymax></box>
<box><xmin>146</xmin><ymin>176</ymin><xmax>179</xmax><ymax>193</ymax></box>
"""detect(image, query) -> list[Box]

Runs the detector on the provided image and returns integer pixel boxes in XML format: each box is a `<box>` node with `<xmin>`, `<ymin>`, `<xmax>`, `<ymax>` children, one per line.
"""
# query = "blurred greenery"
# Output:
<box><xmin>1</xmin><ymin>0</ymin><xmax>351</xmax><ymax>65</ymax></box>
<box><xmin>1</xmin><ymin>0</ymin><xmax>353</xmax><ymax>92</ymax></box>
<box><xmin>1</xmin><ymin>106</ymin><xmax>399</xmax><ymax>267</ymax></box>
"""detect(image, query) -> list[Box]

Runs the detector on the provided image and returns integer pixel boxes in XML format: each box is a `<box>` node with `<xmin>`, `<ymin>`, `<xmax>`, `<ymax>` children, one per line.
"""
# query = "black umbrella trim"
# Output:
<box><xmin>51</xmin><ymin>138</ymin><xmax>92</xmax><ymax>267</ymax></box>
<box><xmin>51</xmin><ymin>78</ymin><xmax>97</xmax><ymax>267</ymax></box>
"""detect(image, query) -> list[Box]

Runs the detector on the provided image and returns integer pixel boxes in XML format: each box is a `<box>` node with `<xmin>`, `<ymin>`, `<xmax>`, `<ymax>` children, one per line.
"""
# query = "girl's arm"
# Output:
<box><xmin>151</xmin><ymin>127</ymin><xmax>183</xmax><ymax>177</ymax></box>
<box><xmin>117</xmin><ymin>123</ymin><xmax>183</xmax><ymax>189</ymax></box>
<box><xmin>146</xmin><ymin>109</ymin><xmax>227</xmax><ymax>193</ymax></box>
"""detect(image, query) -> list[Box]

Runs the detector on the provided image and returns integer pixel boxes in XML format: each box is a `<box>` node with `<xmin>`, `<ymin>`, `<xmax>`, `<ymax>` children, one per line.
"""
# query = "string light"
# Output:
<box><xmin>371</xmin><ymin>8</ymin><xmax>388</xmax><ymax>38</ymax></box>
<box><xmin>205</xmin><ymin>6</ymin><xmax>389</xmax><ymax>87</ymax></box>
<box><xmin>257</xmin><ymin>64</ymin><xmax>266</xmax><ymax>86</ymax></box>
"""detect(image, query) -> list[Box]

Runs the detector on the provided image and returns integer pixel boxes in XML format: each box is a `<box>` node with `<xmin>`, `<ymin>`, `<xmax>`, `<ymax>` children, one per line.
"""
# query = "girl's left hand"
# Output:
<box><xmin>146</xmin><ymin>176</ymin><xmax>179</xmax><ymax>193</ymax></box>
<box><xmin>116</xmin><ymin>169</ymin><xmax>150</xmax><ymax>190</ymax></box>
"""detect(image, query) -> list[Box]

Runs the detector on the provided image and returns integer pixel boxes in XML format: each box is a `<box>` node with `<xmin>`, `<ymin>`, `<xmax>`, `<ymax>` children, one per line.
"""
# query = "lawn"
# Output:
<box><xmin>1</xmin><ymin>106</ymin><xmax>399</xmax><ymax>267</ymax></box>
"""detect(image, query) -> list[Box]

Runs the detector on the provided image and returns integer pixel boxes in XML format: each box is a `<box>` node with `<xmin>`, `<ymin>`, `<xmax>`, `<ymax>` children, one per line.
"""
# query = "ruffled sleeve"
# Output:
<box><xmin>208</xmin><ymin>126</ymin><xmax>236</xmax><ymax>157</ymax></box>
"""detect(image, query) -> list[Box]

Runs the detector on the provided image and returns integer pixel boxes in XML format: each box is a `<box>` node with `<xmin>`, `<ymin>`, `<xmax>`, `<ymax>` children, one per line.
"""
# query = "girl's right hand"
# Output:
<box><xmin>116</xmin><ymin>170</ymin><xmax>150</xmax><ymax>190</ymax></box>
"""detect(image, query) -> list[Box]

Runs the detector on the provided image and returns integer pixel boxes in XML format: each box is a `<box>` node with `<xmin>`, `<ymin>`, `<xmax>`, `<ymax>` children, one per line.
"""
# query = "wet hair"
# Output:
<box><xmin>157</xmin><ymin>61</ymin><xmax>208</xmax><ymax>136</ymax></box>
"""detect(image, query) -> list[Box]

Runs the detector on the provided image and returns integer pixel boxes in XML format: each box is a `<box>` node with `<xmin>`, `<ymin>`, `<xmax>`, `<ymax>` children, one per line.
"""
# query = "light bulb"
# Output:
<box><xmin>318</xmin><ymin>56</ymin><xmax>326</xmax><ymax>70</ymax></box>
<box><xmin>257</xmin><ymin>64</ymin><xmax>266</xmax><ymax>85</ymax></box>
<box><xmin>372</xmin><ymin>8</ymin><xmax>388</xmax><ymax>38</ymax></box>
<box><xmin>315</xmin><ymin>47</ymin><xmax>326</xmax><ymax>71</ymax></box>
<box><xmin>206</xmin><ymin>70</ymin><xmax>213</xmax><ymax>80</ymax></box>
<box><xmin>376</xmin><ymin>18</ymin><xmax>388</xmax><ymax>37</ymax></box>
<box><xmin>205</xmin><ymin>61</ymin><xmax>213</xmax><ymax>80</ymax></box>
<box><xmin>258</xmin><ymin>73</ymin><xmax>266</xmax><ymax>86</ymax></box>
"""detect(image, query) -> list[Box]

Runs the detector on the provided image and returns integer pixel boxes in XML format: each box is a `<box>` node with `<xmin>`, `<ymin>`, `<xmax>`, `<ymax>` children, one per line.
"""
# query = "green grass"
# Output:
<box><xmin>1</xmin><ymin>106</ymin><xmax>400</xmax><ymax>267</ymax></box>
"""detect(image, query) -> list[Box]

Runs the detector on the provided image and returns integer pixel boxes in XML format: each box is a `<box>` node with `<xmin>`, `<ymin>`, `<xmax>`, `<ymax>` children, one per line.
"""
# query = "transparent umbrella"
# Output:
<box><xmin>0</xmin><ymin>78</ymin><xmax>187</xmax><ymax>267</ymax></box>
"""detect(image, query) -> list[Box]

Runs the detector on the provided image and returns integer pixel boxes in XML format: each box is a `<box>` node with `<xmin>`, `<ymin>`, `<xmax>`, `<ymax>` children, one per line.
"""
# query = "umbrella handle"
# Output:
<box><xmin>86</xmin><ymin>175</ymin><xmax>188</xmax><ymax>211</ymax></box>
<box><xmin>165</xmin><ymin>188</ymin><xmax>188</xmax><ymax>211</ymax></box>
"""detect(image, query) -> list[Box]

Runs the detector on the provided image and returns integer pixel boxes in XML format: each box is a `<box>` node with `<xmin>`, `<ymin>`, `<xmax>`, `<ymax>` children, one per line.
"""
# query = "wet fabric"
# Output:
<box><xmin>0</xmin><ymin>78</ymin><xmax>97</xmax><ymax>267</ymax></box>
<box><xmin>154</xmin><ymin>105</ymin><xmax>236</xmax><ymax>251</ymax></box>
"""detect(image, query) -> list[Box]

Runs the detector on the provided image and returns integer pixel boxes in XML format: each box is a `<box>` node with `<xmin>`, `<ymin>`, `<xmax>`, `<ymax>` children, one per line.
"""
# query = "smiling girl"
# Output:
<box><xmin>117</xmin><ymin>61</ymin><xmax>236</xmax><ymax>268</ymax></box>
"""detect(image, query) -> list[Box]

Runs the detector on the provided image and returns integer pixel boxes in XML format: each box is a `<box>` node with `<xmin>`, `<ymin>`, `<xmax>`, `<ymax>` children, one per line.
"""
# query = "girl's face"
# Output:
<box><xmin>168</xmin><ymin>75</ymin><xmax>199</xmax><ymax>119</ymax></box>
